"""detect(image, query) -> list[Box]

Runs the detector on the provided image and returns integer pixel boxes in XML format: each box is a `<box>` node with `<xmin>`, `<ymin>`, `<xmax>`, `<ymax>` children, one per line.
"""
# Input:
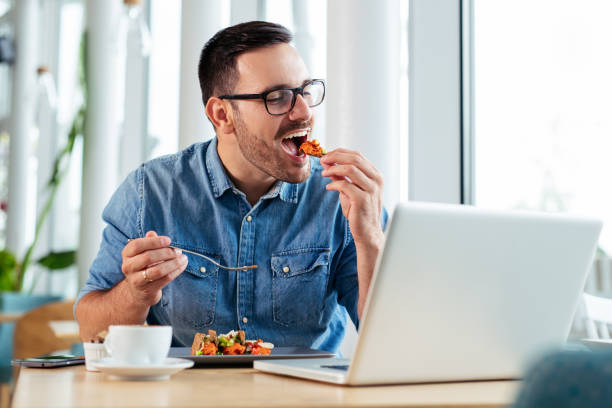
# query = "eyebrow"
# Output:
<box><xmin>260</xmin><ymin>78</ymin><xmax>312</xmax><ymax>94</ymax></box>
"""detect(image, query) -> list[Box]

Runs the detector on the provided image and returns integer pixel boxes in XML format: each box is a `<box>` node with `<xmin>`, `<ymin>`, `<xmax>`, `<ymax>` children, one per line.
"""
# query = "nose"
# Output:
<box><xmin>288</xmin><ymin>94</ymin><xmax>312</xmax><ymax>121</ymax></box>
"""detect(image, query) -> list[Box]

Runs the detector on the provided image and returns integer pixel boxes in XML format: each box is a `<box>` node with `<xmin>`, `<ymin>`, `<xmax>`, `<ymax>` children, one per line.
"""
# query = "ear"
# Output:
<box><xmin>205</xmin><ymin>97</ymin><xmax>235</xmax><ymax>134</ymax></box>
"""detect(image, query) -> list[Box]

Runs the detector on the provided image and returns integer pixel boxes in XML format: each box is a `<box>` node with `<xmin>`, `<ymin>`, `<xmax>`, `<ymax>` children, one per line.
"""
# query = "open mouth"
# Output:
<box><xmin>280</xmin><ymin>129</ymin><xmax>309</xmax><ymax>157</ymax></box>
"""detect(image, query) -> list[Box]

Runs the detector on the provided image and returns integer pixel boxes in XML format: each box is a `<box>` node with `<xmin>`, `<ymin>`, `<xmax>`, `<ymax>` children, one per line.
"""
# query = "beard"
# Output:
<box><xmin>232</xmin><ymin>109</ymin><xmax>312</xmax><ymax>184</ymax></box>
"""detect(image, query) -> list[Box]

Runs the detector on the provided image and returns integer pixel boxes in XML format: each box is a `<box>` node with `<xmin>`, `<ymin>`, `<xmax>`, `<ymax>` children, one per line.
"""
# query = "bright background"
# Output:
<box><xmin>0</xmin><ymin>0</ymin><xmax>610</xmax><ymax>354</ymax></box>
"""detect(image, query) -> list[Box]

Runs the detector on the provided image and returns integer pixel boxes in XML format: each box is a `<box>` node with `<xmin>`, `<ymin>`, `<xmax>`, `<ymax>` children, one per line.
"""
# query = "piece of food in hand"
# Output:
<box><xmin>299</xmin><ymin>139</ymin><xmax>327</xmax><ymax>157</ymax></box>
<box><xmin>190</xmin><ymin>330</ymin><xmax>274</xmax><ymax>355</ymax></box>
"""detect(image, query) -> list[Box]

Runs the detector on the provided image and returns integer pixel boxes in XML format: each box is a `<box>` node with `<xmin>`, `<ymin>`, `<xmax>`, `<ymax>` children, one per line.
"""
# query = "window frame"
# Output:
<box><xmin>408</xmin><ymin>0</ymin><xmax>468</xmax><ymax>205</ymax></box>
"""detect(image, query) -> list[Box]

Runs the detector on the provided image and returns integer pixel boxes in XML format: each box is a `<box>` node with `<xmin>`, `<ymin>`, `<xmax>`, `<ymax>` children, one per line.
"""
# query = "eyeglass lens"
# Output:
<box><xmin>265</xmin><ymin>81</ymin><xmax>324</xmax><ymax>114</ymax></box>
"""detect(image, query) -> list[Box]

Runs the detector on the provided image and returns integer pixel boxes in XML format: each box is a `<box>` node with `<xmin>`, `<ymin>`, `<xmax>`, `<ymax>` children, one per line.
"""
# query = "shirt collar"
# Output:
<box><xmin>262</xmin><ymin>180</ymin><xmax>298</xmax><ymax>204</ymax></box>
<box><xmin>279</xmin><ymin>181</ymin><xmax>298</xmax><ymax>203</ymax></box>
<box><xmin>205</xmin><ymin>137</ymin><xmax>233</xmax><ymax>198</ymax></box>
<box><xmin>205</xmin><ymin>137</ymin><xmax>299</xmax><ymax>204</ymax></box>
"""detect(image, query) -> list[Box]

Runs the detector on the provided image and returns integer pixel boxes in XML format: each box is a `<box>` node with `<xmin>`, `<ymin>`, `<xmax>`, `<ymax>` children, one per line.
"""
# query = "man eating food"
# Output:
<box><xmin>75</xmin><ymin>21</ymin><xmax>387</xmax><ymax>353</ymax></box>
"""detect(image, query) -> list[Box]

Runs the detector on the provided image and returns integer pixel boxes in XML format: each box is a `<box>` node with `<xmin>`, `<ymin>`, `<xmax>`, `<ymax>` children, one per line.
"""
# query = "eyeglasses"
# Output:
<box><xmin>218</xmin><ymin>79</ymin><xmax>325</xmax><ymax>115</ymax></box>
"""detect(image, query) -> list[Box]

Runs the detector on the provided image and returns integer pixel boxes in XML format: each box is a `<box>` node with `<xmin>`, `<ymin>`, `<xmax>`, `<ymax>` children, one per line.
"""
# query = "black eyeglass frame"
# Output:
<box><xmin>218</xmin><ymin>79</ymin><xmax>326</xmax><ymax>115</ymax></box>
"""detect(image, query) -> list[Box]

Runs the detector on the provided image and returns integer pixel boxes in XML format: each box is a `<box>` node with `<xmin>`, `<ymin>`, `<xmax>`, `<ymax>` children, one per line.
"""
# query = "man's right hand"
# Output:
<box><xmin>121</xmin><ymin>231</ymin><xmax>188</xmax><ymax>306</ymax></box>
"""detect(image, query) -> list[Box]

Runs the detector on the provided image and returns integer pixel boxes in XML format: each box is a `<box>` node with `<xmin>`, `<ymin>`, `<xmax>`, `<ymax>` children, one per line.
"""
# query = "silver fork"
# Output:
<box><xmin>127</xmin><ymin>239</ymin><xmax>257</xmax><ymax>271</ymax></box>
<box><xmin>169</xmin><ymin>245</ymin><xmax>258</xmax><ymax>271</ymax></box>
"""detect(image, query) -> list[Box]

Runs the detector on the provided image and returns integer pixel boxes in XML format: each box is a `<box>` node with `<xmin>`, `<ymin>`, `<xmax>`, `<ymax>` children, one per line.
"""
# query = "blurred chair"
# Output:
<box><xmin>13</xmin><ymin>300</ymin><xmax>77</xmax><ymax>359</ymax></box>
<box><xmin>0</xmin><ymin>300</ymin><xmax>77</xmax><ymax>408</ymax></box>
<box><xmin>582</xmin><ymin>293</ymin><xmax>612</xmax><ymax>339</ymax></box>
<box><xmin>513</xmin><ymin>350</ymin><xmax>612</xmax><ymax>408</ymax></box>
<box><xmin>584</xmin><ymin>252</ymin><xmax>612</xmax><ymax>294</ymax></box>
<box><xmin>571</xmin><ymin>254</ymin><xmax>611</xmax><ymax>336</ymax></box>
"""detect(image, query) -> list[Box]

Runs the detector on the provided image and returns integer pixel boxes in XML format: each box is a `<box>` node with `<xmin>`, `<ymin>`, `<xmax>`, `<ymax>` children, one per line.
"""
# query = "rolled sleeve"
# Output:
<box><xmin>333</xmin><ymin>236</ymin><xmax>359</xmax><ymax>328</ymax></box>
<box><xmin>74</xmin><ymin>167</ymin><xmax>143</xmax><ymax>310</ymax></box>
<box><xmin>333</xmin><ymin>207</ymin><xmax>389</xmax><ymax>330</ymax></box>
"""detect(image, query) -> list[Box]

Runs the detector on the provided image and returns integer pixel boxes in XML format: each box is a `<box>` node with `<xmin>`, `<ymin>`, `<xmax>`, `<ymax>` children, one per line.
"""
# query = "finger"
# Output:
<box><xmin>322</xmin><ymin>164</ymin><xmax>377</xmax><ymax>193</ymax></box>
<box><xmin>320</xmin><ymin>160</ymin><xmax>333</xmax><ymax>171</ymax></box>
<box><xmin>323</xmin><ymin>151</ymin><xmax>383</xmax><ymax>184</ymax></box>
<box><xmin>320</xmin><ymin>169</ymin><xmax>348</xmax><ymax>184</ymax></box>
<box><xmin>145</xmin><ymin>230</ymin><xmax>158</xmax><ymax>238</ymax></box>
<box><xmin>320</xmin><ymin>148</ymin><xmax>359</xmax><ymax>165</ymax></box>
<box><xmin>320</xmin><ymin>162</ymin><xmax>345</xmax><ymax>183</ymax></box>
<box><xmin>325</xmin><ymin>179</ymin><xmax>365</xmax><ymax>202</ymax></box>
<box><xmin>124</xmin><ymin>247</ymin><xmax>183</xmax><ymax>275</ymax></box>
<box><xmin>159</xmin><ymin>262</ymin><xmax>188</xmax><ymax>285</ymax></box>
<box><xmin>321</xmin><ymin>149</ymin><xmax>382</xmax><ymax>183</ymax></box>
<box><xmin>122</xmin><ymin>234</ymin><xmax>171</xmax><ymax>258</ymax></box>
<box><xmin>140</xmin><ymin>259</ymin><xmax>188</xmax><ymax>294</ymax></box>
<box><xmin>139</xmin><ymin>254</ymin><xmax>188</xmax><ymax>282</ymax></box>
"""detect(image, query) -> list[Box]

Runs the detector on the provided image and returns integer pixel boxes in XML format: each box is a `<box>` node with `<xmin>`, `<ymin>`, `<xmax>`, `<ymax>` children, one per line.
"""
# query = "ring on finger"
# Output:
<box><xmin>142</xmin><ymin>269</ymin><xmax>153</xmax><ymax>283</ymax></box>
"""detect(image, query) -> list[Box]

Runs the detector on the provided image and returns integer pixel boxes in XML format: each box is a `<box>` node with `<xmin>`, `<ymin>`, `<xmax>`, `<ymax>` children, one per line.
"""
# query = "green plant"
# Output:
<box><xmin>0</xmin><ymin>32</ymin><xmax>87</xmax><ymax>293</ymax></box>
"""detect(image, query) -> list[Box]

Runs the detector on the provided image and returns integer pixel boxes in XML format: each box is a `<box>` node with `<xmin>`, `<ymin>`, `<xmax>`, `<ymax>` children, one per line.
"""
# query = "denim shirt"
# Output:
<box><xmin>76</xmin><ymin>138</ymin><xmax>387</xmax><ymax>352</ymax></box>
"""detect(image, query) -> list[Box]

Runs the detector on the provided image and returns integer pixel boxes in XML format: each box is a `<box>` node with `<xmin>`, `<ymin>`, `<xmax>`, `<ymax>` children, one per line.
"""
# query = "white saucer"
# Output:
<box><xmin>91</xmin><ymin>357</ymin><xmax>194</xmax><ymax>381</ymax></box>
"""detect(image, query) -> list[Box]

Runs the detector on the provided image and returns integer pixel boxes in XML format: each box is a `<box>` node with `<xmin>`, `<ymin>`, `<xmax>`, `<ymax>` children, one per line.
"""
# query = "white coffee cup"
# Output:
<box><xmin>104</xmin><ymin>325</ymin><xmax>172</xmax><ymax>366</ymax></box>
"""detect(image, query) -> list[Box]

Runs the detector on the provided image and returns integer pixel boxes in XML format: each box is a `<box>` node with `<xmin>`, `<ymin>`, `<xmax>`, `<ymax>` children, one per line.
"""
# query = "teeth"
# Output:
<box><xmin>282</xmin><ymin>129</ymin><xmax>310</xmax><ymax>140</ymax></box>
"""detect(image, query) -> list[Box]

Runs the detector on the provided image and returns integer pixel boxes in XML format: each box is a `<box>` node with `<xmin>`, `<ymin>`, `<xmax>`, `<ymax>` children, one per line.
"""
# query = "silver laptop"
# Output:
<box><xmin>254</xmin><ymin>201</ymin><xmax>602</xmax><ymax>385</ymax></box>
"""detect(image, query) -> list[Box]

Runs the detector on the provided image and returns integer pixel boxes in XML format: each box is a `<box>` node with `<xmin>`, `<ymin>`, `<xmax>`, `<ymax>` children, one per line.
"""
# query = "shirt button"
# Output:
<box><xmin>246</xmin><ymin>215</ymin><xmax>252</xmax><ymax>222</ymax></box>
<box><xmin>232</xmin><ymin>190</ymin><xmax>238</xmax><ymax>195</ymax></box>
<box><xmin>200</xmin><ymin>266</ymin><xmax>206</xmax><ymax>273</ymax></box>
<box><xmin>282</xmin><ymin>266</ymin><xmax>290</xmax><ymax>273</ymax></box>
<box><xmin>242</xmin><ymin>317</ymin><xmax>248</xmax><ymax>323</ymax></box>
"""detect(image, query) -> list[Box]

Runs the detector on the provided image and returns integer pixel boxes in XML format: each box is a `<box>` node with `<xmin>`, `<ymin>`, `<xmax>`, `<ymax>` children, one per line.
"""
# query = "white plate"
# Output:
<box><xmin>91</xmin><ymin>357</ymin><xmax>194</xmax><ymax>381</ymax></box>
<box><xmin>168</xmin><ymin>346</ymin><xmax>335</xmax><ymax>365</ymax></box>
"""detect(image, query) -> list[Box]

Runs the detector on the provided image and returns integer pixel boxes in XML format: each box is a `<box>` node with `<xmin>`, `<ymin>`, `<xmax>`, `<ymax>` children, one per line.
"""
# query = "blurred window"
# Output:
<box><xmin>472</xmin><ymin>0</ymin><xmax>612</xmax><ymax>252</ymax></box>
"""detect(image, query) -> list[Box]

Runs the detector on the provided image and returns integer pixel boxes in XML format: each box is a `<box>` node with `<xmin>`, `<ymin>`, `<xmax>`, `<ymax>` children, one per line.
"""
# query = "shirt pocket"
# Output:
<box><xmin>161</xmin><ymin>249</ymin><xmax>219</xmax><ymax>330</ymax></box>
<box><xmin>271</xmin><ymin>248</ymin><xmax>331</xmax><ymax>327</ymax></box>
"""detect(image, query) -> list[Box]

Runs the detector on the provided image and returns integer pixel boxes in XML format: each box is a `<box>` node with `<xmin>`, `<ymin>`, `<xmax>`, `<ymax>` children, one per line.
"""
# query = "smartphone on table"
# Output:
<box><xmin>11</xmin><ymin>355</ymin><xmax>85</xmax><ymax>368</ymax></box>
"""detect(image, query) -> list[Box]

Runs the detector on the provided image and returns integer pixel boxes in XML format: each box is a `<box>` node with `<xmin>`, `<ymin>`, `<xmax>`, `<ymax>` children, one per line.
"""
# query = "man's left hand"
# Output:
<box><xmin>321</xmin><ymin>148</ymin><xmax>385</xmax><ymax>250</ymax></box>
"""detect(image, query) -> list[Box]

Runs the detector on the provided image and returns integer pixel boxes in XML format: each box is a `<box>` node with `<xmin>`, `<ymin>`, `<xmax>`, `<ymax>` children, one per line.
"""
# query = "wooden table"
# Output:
<box><xmin>11</xmin><ymin>365</ymin><xmax>520</xmax><ymax>408</ymax></box>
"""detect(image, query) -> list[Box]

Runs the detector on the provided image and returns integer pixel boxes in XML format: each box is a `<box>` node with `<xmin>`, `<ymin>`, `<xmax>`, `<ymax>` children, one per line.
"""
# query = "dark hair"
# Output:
<box><xmin>198</xmin><ymin>21</ymin><xmax>292</xmax><ymax>110</ymax></box>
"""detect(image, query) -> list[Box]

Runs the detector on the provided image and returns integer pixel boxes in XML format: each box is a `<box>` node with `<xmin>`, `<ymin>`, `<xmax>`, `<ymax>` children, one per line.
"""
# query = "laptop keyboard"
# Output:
<box><xmin>321</xmin><ymin>364</ymin><xmax>349</xmax><ymax>371</ymax></box>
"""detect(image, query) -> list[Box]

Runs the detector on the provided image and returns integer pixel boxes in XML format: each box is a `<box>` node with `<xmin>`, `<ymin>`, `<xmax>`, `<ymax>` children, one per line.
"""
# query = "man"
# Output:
<box><xmin>75</xmin><ymin>21</ymin><xmax>386</xmax><ymax>352</ymax></box>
